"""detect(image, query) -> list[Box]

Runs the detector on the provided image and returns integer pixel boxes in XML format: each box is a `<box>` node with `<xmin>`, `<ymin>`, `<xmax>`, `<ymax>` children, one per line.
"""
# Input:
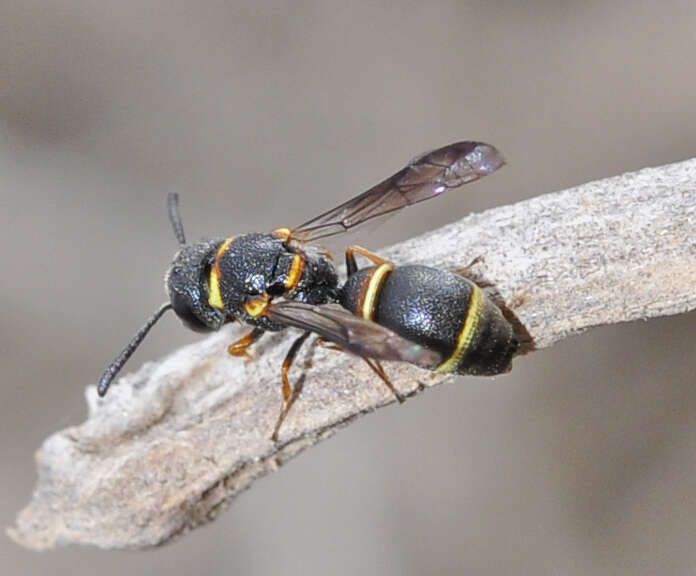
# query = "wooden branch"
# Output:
<box><xmin>10</xmin><ymin>159</ymin><xmax>696</xmax><ymax>550</ymax></box>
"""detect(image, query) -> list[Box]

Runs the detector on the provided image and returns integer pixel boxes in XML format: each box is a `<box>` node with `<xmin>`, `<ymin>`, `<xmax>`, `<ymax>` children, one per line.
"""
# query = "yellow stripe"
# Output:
<box><xmin>244</xmin><ymin>294</ymin><xmax>270</xmax><ymax>317</ymax></box>
<box><xmin>272</xmin><ymin>227</ymin><xmax>291</xmax><ymax>241</ymax></box>
<box><xmin>209</xmin><ymin>268</ymin><xmax>224</xmax><ymax>309</ymax></box>
<box><xmin>436</xmin><ymin>284</ymin><xmax>484</xmax><ymax>373</ymax></box>
<box><xmin>208</xmin><ymin>237</ymin><xmax>235</xmax><ymax>309</ymax></box>
<box><xmin>216</xmin><ymin>237</ymin><xmax>236</xmax><ymax>259</ymax></box>
<box><xmin>284</xmin><ymin>254</ymin><xmax>305</xmax><ymax>290</ymax></box>
<box><xmin>360</xmin><ymin>263</ymin><xmax>394</xmax><ymax>320</ymax></box>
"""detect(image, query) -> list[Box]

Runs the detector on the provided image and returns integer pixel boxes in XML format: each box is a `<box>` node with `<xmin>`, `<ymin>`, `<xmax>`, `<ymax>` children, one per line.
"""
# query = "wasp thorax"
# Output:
<box><xmin>165</xmin><ymin>240</ymin><xmax>225</xmax><ymax>332</ymax></box>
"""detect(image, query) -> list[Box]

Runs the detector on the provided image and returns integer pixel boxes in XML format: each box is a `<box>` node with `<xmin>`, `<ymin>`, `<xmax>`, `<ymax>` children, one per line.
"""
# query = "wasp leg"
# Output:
<box><xmin>450</xmin><ymin>255</ymin><xmax>484</xmax><ymax>277</ymax></box>
<box><xmin>345</xmin><ymin>245</ymin><xmax>393</xmax><ymax>275</ymax></box>
<box><xmin>272</xmin><ymin>331</ymin><xmax>312</xmax><ymax>442</ymax></box>
<box><xmin>315</xmin><ymin>337</ymin><xmax>343</xmax><ymax>351</ymax></box>
<box><xmin>228</xmin><ymin>327</ymin><xmax>265</xmax><ymax>359</ymax></box>
<box><xmin>450</xmin><ymin>256</ymin><xmax>495</xmax><ymax>287</ymax></box>
<box><xmin>316</xmin><ymin>336</ymin><xmax>405</xmax><ymax>403</ymax></box>
<box><xmin>362</xmin><ymin>357</ymin><xmax>405</xmax><ymax>403</ymax></box>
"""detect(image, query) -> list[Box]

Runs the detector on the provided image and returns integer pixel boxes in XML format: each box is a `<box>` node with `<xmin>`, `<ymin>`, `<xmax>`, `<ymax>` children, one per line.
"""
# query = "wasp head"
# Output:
<box><xmin>166</xmin><ymin>240</ymin><xmax>226</xmax><ymax>332</ymax></box>
<box><xmin>97</xmin><ymin>194</ymin><xmax>229</xmax><ymax>397</ymax></box>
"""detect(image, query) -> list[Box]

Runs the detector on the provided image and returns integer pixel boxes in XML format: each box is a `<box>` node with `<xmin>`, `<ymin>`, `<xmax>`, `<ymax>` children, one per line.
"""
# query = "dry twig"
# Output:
<box><xmin>10</xmin><ymin>158</ymin><xmax>696</xmax><ymax>550</ymax></box>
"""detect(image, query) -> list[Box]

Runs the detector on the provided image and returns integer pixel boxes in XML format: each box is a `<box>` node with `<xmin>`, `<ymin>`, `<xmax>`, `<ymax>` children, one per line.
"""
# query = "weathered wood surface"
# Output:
<box><xmin>10</xmin><ymin>158</ymin><xmax>696</xmax><ymax>550</ymax></box>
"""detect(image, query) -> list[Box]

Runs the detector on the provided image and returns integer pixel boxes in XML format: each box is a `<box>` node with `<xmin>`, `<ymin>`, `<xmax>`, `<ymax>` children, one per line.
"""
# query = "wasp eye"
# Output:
<box><xmin>170</xmin><ymin>290</ymin><xmax>213</xmax><ymax>333</ymax></box>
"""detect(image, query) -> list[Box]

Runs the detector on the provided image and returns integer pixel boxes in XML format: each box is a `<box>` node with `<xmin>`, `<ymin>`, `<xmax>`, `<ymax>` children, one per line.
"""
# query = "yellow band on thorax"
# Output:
<box><xmin>285</xmin><ymin>254</ymin><xmax>305</xmax><ymax>290</ymax></box>
<box><xmin>436</xmin><ymin>284</ymin><xmax>484</xmax><ymax>373</ymax></box>
<box><xmin>208</xmin><ymin>237</ymin><xmax>235</xmax><ymax>309</ymax></box>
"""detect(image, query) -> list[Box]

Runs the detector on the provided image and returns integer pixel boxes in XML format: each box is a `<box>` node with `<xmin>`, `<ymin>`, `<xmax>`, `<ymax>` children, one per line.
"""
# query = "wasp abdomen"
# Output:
<box><xmin>340</xmin><ymin>264</ymin><xmax>517</xmax><ymax>376</ymax></box>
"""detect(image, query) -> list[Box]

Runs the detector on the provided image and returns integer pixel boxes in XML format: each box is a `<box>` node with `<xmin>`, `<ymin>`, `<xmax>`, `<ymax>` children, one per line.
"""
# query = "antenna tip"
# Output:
<box><xmin>97</xmin><ymin>376</ymin><xmax>110</xmax><ymax>397</ymax></box>
<box><xmin>167</xmin><ymin>192</ymin><xmax>187</xmax><ymax>245</ymax></box>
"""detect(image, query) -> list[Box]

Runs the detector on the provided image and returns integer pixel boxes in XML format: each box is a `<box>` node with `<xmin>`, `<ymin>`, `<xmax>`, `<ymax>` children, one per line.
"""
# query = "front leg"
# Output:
<box><xmin>228</xmin><ymin>327</ymin><xmax>265</xmax><ymax>359</ymax></box>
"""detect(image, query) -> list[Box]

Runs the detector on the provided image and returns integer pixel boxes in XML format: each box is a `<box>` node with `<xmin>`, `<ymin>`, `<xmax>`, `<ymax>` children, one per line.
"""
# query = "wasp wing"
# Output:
<box><xmin>266</xmin><ymin>302</ymin><xmax>442</xmax><ymax>368</ymax></box>
<box><xmin>288</xmin><ymin>141</ymin><xmax>505</xmax><ymax>243</ymax></box>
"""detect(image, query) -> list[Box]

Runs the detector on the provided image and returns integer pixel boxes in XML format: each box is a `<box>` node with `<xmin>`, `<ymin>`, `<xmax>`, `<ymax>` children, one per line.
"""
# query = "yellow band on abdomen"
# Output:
<box><xmin>360</xmin><ymin>263</ymin><xmax>394</xmax><ymax>320</ymax></box>
<box><xmin>436</xmin><ymin>284</ymin><xmax>483</xmax><ymax>373</ymax></box>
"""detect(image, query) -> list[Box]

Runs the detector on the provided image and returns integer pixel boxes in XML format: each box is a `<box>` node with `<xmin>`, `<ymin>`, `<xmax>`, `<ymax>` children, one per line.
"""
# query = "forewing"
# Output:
<box><xmin>265</xmin><ymin>302</ymin><xmax>442</xmax><ymax>367</ymax></box>
<box><xmin>289</xmin><ymin>141</ymin><xmax>504</xmax><ymax>243</ymax></box>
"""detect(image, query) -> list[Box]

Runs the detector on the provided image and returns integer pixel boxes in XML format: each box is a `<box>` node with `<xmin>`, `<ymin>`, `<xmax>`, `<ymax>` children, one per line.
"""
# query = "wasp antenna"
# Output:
<box><xmin>167</xmin><ymin>192</ymin><xmax>186</xmax><ymax>245</ymax></box>
<box><xmin>97</xmin><ymin>302</ymin><xmax>172</xmax><ymax>397</ymax></box>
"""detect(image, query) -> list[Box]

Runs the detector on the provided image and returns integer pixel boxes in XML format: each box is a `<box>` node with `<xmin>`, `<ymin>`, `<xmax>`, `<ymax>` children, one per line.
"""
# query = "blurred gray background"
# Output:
<box><xmin>2</xmin><ymin>1</ymin><xmax>695</xmax><ymax>574</ymax></box>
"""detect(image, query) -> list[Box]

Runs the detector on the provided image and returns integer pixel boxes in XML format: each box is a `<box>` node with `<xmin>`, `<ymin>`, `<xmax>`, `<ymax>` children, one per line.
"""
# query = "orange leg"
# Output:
<box><xmin>272</xmin><ymin>331</ymin><xmax>311</xmax><ymax>442</ymax></box>
<box><xmin>318</xmin><ymin>335</ymin><xmax>405</xmax><ymax>403</ymax></box>
<box><xmin>345</xmin><ymin>245</ymin><xmax>392</xmax><ymax>274</ymax></box>
<box><xmin>228</xmin><ymin>327</ymin><xmax>264</xmax><ymax>359</ymax></box>
<box><xmin>315</xmin><ymin>337</ymin><xmax>343</xmax><ymax>352</ymax></box>
<box><xmin>362</xmin><ymin>358</ymin><xmax>405</xmax><ymax>403</ymax></box>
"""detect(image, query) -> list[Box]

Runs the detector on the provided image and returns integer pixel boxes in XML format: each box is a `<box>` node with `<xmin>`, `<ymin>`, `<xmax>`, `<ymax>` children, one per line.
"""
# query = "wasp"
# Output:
<box><xmin>98</xmin><ymin>142</ymin><xmax>518</xmax><ymax>439</ymax></box>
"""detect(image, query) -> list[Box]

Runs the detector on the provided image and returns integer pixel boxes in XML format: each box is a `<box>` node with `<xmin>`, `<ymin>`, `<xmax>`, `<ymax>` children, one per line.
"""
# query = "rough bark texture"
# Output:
<box><xmin>10</xmin><ymin>158</ymin><xmax>696</xmax><ymax>550</ymax></box>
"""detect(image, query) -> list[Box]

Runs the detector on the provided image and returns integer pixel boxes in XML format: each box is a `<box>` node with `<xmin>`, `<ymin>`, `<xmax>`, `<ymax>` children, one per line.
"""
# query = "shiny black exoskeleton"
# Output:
<box><xmin>166</xmin><ymin>232</ymin><xmax>338</xmax><ymax>333</ymax></box>
<box><xmin>339</xmin><ymin>263</ymin><xmax>518</xmax><ymax>376</ymax></box>
<box><xmin>97</xmin><ymin>141</ymin><xmax>516</xmax><ymax>440</ymax></box>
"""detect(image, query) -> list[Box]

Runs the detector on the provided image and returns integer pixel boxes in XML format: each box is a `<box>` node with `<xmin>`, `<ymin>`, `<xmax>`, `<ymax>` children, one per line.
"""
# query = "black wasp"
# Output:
<box><xmin>98</xmin><ymin>142</ymin><xmax>518</xmax><ymax>439</ymax></box>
